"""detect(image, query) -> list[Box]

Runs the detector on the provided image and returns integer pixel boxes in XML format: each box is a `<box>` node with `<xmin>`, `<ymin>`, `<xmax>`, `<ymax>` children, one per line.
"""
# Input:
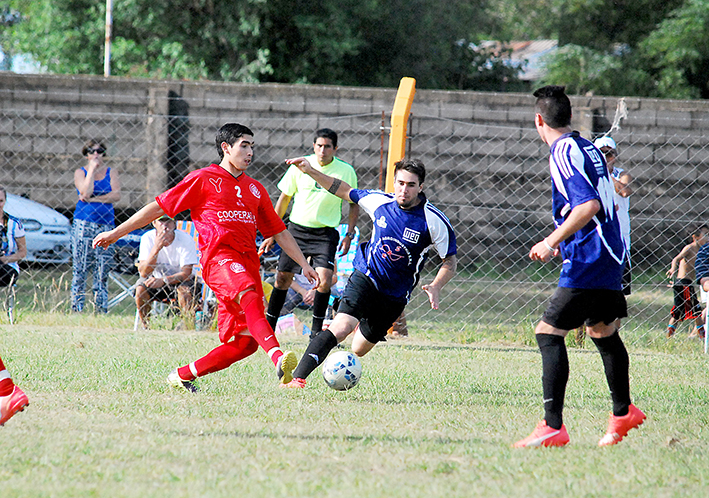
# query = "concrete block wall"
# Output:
<box><xmin>1</xmin><ymin>73</ymin><xmax>708</xmax><ymax>269</ymax></box>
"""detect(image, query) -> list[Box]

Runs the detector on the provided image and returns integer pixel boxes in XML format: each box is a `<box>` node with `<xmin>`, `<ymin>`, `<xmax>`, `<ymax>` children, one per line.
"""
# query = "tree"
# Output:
<box><xmin>640</xmin><ymin>0</ymin><xmax>709</xmax><ymax>99</ymax></box>
<box><xmin>1</xmin><ymin>0</ymin><xmax>515</xmax><ymax>91</ymax></box>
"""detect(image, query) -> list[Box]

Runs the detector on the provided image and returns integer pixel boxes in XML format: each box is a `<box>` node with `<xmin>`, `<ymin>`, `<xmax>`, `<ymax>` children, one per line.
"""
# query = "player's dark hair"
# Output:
<box><xmin>533</xmin><ymin>85</ymin><xmax>572</xmax><ymax>129</ymax></box>
<box><xmin>692</xmin><ymin>225</ymin><xmax>709</xmax><ymax>238</ymax></box>
<box><xmin>215</xmin><ymin>123</ymin><xmax>254</xmax><ymax>159</ymax></box>
<box><xmin>394</xmin><ymin>158</ymin><xmax>426</xmax><ymax>185</ymax></box>
<box><xmin>314</xmin><ymin>128</ymin><xmax>338</xmax><ymax>148</ymax></box>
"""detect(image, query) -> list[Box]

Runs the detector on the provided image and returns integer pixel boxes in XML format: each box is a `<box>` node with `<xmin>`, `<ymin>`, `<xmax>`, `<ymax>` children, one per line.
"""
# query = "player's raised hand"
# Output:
<box><xmin>285</xmin><ymin>156</ymin><xmax>312</xmax><ymax>172</ymax></box>
<box><xmin>93</xmin><ymin>230</ymin><xmax>119</xmax><ymax>249</ymax></box>
<box><xmin>421</xmin><ymin>283</ymin><xmax>441</xmax><ymax>310</ymax></box>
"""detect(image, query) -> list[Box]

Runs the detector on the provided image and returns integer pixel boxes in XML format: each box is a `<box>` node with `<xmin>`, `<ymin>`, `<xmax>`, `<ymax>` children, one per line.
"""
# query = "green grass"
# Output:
<box><xmin>1</xmin><ymin>314</ymin><xmax>708</xmax><ymax>497</ymax></box>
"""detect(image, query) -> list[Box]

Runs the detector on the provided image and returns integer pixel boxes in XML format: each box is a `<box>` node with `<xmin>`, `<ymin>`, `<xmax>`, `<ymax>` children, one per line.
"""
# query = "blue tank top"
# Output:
<box><xmin>73</xmin><ymin>167</ymin><xmax>115</xmax><ymax>224</ymax></box>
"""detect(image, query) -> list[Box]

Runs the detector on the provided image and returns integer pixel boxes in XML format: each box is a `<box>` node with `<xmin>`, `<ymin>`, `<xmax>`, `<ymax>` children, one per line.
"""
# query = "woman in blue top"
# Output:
<box><xmin>71</xmin><ymin>139</ymin><xmax>121</xmax><ymax>313</ymax></box>
<box><xmin>0</xmin><ymin>185</ymin><xmax>27</xmax><ymax>287</ymax></box>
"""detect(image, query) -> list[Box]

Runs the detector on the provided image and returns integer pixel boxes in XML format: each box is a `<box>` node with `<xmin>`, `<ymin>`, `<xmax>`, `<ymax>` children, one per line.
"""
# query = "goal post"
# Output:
<box><xmin>385</xmin><ymin>77</ymin><xmax>416</xmax><ymax>193</ymax></box>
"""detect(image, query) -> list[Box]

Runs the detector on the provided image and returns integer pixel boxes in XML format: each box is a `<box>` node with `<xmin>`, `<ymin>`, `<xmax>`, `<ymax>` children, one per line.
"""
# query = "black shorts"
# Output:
<box><xmin>337</xmin><ymin>269</ymin><xmax>406</xmax><ymax>344</ymax></box>
<box><xmin>277</xmin><ymin>222</ymin><xmax>339</xmax><ymax>273</ymax></box>
<box><xmin>670</xmin><ymin>279</ymin><xmax>702</xmax><ymax>321</ymax></box>
<box><xmin>541</xmin><ymin>287</ymin><xmax>628</xmax><ymax>331</ymax></box>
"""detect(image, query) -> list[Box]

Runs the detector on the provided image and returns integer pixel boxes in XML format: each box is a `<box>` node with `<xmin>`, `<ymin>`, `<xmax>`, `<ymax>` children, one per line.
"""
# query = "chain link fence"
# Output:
<box><xmin>1</xmin><ymin>86</ymin><xmax>707</xmax><ymax>348</ymax></box>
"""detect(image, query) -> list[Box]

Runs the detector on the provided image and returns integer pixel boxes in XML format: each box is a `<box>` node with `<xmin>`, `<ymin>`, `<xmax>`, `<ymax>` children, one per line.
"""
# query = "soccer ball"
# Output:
<box><xmin>322</xmin><ymin>351</ymin><xmax>362</xmax><ymax>391</ymax></box>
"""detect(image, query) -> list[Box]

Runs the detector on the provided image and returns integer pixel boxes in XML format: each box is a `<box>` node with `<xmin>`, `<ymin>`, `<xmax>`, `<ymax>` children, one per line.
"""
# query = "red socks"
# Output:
<box><xmin>239</xmin><ymin>290</ymin><xmax>283</xmax><ymax>366</ymax></box>
<box><xmin>0</xmin><ymin>356</ymin><xmax>15</xmax><ymax>397</ymax></box>
<box><xmin>177</xmin><ymin>335</ymin><xmax>258</xmax><ymax>381</ymax></box>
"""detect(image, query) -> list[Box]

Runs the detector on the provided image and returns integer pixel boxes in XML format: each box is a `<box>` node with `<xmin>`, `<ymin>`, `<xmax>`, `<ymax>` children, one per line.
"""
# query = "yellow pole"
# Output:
<box><xmin>385</xmin><ymin>77</ymin><xmax>416</xmax><ymax>193</ymax></box>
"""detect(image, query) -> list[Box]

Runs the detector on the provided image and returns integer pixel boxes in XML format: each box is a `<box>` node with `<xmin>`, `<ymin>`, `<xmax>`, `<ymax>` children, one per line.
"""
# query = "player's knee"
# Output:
<box><xmin>274</xmin><ymin>272</ymin><xmax>293</xmax><ymax>289</ymax></box>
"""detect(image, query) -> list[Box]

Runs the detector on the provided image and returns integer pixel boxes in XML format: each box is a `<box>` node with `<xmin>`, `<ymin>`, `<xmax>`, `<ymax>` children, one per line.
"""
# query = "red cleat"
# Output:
<box><xmin>598</xmin><ymin>404</ymin><xmax>646</xmax><ymax>446</ymax></box>
<box><xmin>513</xmin><ymin>420</ymin><xmax>570</xmax><ymax>448</ymax></box>
<box><xmin>280</xmin><ymin>378</ymin><xmax>307</xmax><ymax>389</ymax></box>
<box><xmin>0</xmin><ymin>386</ymin><xmax>29</xmax><ymax>426</ymax></box>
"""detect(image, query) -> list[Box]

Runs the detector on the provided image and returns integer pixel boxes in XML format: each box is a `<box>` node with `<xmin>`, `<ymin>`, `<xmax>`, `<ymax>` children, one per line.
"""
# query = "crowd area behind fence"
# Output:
<box><xmin>1</xmin><ymin>73</ymin><xmax>709</xmax><ymax>348</ymax></box>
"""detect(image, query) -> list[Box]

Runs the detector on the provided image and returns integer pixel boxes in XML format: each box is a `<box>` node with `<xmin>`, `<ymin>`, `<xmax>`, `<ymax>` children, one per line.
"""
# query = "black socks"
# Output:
<box><xmin>591</xmin><ymin>331</ymin><xmax>631</xmax><ymax>417</ymax></box>
<box><xmin>311</xmin><ymin>290</ymin><xmax>331</xmax><ymax>336</ymax></box>
<box><xmin>536</xmin><ymin>334</ymin><xmax>569</xmax><ymax>430</ymax></box>
<box><xmin>292</xmin><ymin>329</ymin><xmax>339</xmax><ymax>380</ymax></box>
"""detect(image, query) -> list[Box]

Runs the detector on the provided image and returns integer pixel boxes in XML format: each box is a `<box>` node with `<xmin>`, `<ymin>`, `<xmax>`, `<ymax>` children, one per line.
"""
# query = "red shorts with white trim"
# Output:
<box><xmin>202</xmin><ymin>249</ymin><xmax>264</xmax><ymax>343</ymax></box>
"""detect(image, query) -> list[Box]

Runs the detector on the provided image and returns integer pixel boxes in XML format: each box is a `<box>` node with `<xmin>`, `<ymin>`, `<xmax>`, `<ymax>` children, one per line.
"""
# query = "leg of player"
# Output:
<box><xmin>238</xmin><ymin>288</ymin><xmax>297</xmax><ymax>384</ymax></box>
<box><xmin>0</xmin><ymin>356</ymin><xmax>29</xmax><ymax>426</ymax></box>
<box><xmin>350</xmin><ymin>328</ymin><xmax>376</xmax><ymax>357</ymax></box>
<box><xmin>265</xmin><ymin>270</ymin><xmax>295</xmax><ymax>331</ymax></box>
<box><xmin>513</xmin><ymin>322</ymin><xmax>570</xmax><ymax>448</ymax></box>
<box><xmin>588</xmin><ymin>321</ymin><xmax>646</xmax><ymax>446</ymax></box>
<box><xmin>169</xmin><ymin>335</ymin><xmax>259</xmax><ymax>393</ymax></box>
<box><xmin>311</xmin><ymin>267</ymin><xmax>334</xmax><ymax>338</ymax></box>
<box><xmin>282</xmin><ymin>313</ymin><xmax>359</xmax><ymax>389</ymax></box>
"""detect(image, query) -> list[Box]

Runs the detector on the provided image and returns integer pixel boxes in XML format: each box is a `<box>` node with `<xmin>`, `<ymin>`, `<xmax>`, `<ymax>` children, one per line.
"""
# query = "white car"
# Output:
<box><xmin>5</xmin><ymin>193</ymin><xmax>72</xmax><ymax>264</ymax></box>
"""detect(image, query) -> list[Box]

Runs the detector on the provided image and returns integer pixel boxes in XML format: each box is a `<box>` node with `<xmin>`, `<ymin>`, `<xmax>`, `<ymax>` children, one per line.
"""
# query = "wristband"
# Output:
<box><xmin>345</xmin><ymin>232</ymin><xmax>356</xmax><ymax>238</ymax></box>
<box><xmin>543</xmin><ymin>239</ymin><xmax>555</xmax><ymax>253</ymax></box>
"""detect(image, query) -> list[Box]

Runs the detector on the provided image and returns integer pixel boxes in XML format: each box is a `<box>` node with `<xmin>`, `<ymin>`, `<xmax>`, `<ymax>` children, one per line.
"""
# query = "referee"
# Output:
<box><xmin>262</xmin><ymin>128</ymin><xmax>358</xmax><ymax>339</ymax></box>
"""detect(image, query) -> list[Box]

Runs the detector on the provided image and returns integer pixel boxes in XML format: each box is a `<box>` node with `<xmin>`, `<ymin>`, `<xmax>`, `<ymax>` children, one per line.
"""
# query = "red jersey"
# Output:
<box><xmin>156</xmin><ymin>164</ymin><xmax>285</xmax><ymax>264</ymax></box>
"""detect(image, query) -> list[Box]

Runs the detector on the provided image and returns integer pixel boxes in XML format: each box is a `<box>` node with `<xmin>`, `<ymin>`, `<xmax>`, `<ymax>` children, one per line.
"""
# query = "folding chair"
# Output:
<box><xmin>333</xmin><ymin>224</ymin><xmax>359</xmax><ymax>296</ymax></box>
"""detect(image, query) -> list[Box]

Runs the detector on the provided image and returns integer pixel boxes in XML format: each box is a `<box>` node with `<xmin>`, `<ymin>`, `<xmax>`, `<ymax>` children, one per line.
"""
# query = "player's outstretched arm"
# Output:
<box><xmin>93</xmin><ymin>201</ymin><xmax>165</xmax><ymax>249</ymax></box>
<box><xmin>422</xmin><ymin>255</ymin><xmax>457</xmax><ymax>310</ymax></box>
<box><xmin>286</xmin><ymin>157</ymin><xmax>353</xmax><ymax>201</ymax></box>
<box><xmin>273</xmin><ymin>228</ymin><xmax>320</xmax><ymax>287</ymax></box>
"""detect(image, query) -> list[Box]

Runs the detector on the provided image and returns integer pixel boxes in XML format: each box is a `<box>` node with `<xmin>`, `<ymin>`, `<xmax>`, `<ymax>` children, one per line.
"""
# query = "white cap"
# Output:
<box><xmin>594</xmin><ymin>136</ymin><xmax>617</xmax><ymax>150</ymax></box>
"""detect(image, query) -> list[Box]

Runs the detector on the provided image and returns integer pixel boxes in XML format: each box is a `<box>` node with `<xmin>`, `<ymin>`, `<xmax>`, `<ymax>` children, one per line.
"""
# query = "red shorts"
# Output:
<box><xmin>202</xmin><ymin>249</ymin><xmax>264</xmax><ymax>344</ymax></box>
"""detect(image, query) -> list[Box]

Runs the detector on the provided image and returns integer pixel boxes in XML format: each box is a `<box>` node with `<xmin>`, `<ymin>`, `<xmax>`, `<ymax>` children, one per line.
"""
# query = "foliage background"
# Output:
<box><xmin>3</xmin><ymin>0</ymin><xmax>709</xmax><ymax>98</ymax></box>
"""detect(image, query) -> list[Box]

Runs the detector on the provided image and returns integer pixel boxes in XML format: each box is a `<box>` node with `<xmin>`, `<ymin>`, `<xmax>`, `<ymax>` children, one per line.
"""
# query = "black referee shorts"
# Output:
<box><xmin>277</xmin><ymin>222</ymin><xmax>339</xmax><ymax>273</ymax></box>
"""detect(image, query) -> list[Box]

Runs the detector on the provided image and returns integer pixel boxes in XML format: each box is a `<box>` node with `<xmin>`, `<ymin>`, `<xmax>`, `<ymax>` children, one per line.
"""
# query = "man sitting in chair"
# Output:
<box><xmin>135</xmin><ymin>215</ymin><xmax>199</xmax><ymax>328</ymax></box>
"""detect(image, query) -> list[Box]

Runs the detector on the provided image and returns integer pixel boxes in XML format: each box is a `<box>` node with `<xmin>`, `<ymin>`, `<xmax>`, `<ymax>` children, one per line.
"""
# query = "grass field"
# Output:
<box><xmin>1</xmin><ymin>313</ymin><xmax>708</xmax><ymax>498</ymax></box>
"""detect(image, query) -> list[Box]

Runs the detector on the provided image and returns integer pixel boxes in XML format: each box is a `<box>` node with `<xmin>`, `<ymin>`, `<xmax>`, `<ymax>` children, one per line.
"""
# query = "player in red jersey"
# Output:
<box><xmin>93</xmin><ymin>123</ymin><xmax>319</xmax><ymax>390</ymax></box>
<box><xmin>0</xmin><ymin>354</ymin><xmax>29</xmax><ymax>426</ymax></box>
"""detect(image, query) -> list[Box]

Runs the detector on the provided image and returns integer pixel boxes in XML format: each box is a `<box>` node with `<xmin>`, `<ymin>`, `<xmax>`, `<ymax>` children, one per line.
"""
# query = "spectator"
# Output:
<box><xmin>0</xmin><ymin>185</ymin><xmax>27</xmax><ymax>289</ymax></box>
<box><xmin>71</xmin><ymin>139</ymin><xmax>121</xmax><ymax>313</ymax></box>
<box><xmin>594</xmin><ymin>136</ymin><xmax>633</xmax><ymax>296</ymax></box>
<box><xmin>135</xmin><ymin>215</ymin><xmax>199</xmax><ymax>329</ymax></box>
<box><xmin>669</xmin><ymin>225</ymin><xmax>709</xmax><ymax>338</ymax></box>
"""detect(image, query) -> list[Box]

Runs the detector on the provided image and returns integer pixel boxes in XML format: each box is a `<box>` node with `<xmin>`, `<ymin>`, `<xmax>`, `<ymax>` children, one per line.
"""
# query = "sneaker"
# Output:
<box><xmin>167</xmin><ymin>369</ymin><xmax>198</xmax><ymax>393</ymax></box>
<box><xmin>667</xmin><ymin>326</ymin><xmax>675</xmax><ymax>338</ymax></box>
<box><xmin>277</xmin><ymin>351</ymin><xmax>297</xmax><ymax>385</ymax></box>
<box><xmin>598</xmin><ymin>404</ymin><xmax>646</xmax><ymax>446</ymax></box>
<box><xmin>513</xmin><ymin>420</ymin><xmax>570</xmax><ymax>448</ymax></box>
<box><xmin>0</xmin><ymin>386</ymin><xmax>29</xmax><ymax>426</ymax></box>
<box><xmin>280</xmin><ymin>378</ymin><xmax>307</xmax><ymax>389</ymax></box>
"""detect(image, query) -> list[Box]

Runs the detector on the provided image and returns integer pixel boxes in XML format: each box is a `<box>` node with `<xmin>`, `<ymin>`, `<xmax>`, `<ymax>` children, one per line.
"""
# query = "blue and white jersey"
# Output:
<box><xmin>549</xmin><ymin>131</ymin><xmax>625</xmax><ymax>290</ymax></box>
<box><xmin>349</xmin><ymin>189</ymin><xmax>456</xmax><ymax>302</ymax></box>
<box><xmin>1</xmin><ymin>213</ymin><xmax>25</xmax><ymax>274</ymax></box>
